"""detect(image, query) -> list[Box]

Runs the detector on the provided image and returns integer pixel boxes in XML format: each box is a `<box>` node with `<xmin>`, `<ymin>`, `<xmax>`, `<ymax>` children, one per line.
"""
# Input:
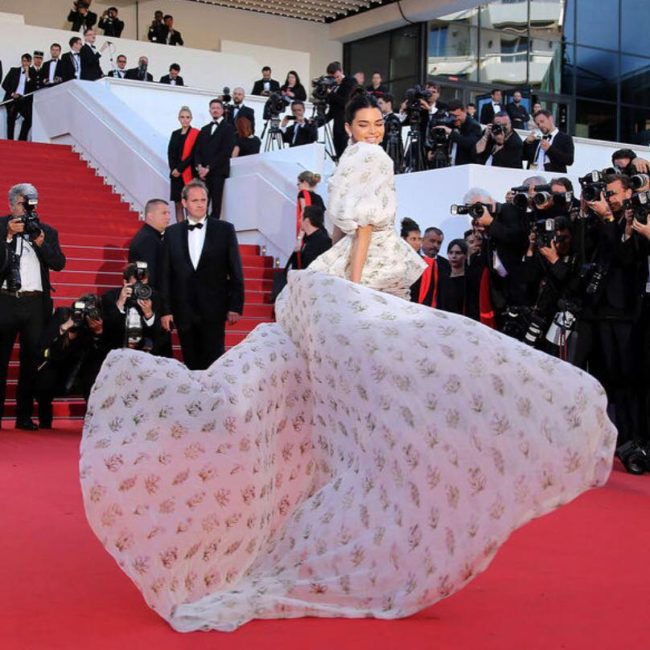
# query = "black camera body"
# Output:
<box><xmin>532</xmin><ymin>216</ymin><xmax>560</xmax><ymax>248</ymax></box>
<box><xmin>311</xmin><ymin>75</ymin><xmax>337</xmax><ymax>103</ymax></box>
<box><xmin>491</xmin><ymin>124</ymin><xmax>504</xmax><ymax>136</ymax></box>
<box><xmin>263</xmin><ymin>91</ymin><xmax>289</xmax><ymax>120</ymax></box>
<box><xmin>627</xmin><ymin>190</ymin><xmax>650</xmax><ymax>225</ymax></box>
<box><xmin>126</xmin><ymin>261</ymin><xmax>153</xmax><ymax>308</ymax></box>
<box><xmin>450</xmin><ymin>202</ymin><xmax>503</xmax><ymax>220</ymax></box>
<box><xmin>71</xmin><ymin>296</ymin><xmax>101</xmax><ymax>329</ymax></box>
<box><xmin>20</xmin><ymin>193</ymin><xmax>42</xmax><ymax>240</ymax></box>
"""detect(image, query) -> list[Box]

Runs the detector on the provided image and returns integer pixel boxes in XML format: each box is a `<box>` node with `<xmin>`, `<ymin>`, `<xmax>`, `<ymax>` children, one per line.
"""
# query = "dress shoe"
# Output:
<box><xmin>39</xmin><ymin>420</ymin><xmax>53</xmax><ymax>430</ymax></box>
<box><xmin>15</xmin><ymin>419</ymin><xmax>39</xmax><ymax>431</ymax></box>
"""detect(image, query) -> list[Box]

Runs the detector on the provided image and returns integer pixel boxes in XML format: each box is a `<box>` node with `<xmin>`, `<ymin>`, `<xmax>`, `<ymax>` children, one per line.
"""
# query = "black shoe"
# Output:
<box><xmin>39</xmin><ymin>420</ymin><xmax>53</xmax><ymax>430</ymax></box>
<box><xmin>615</xmin><ymin>441</ymin><xmax>648</xmax><ymax>475</ymax></box>
<box><xmin>15</xmin><ymin>419</ymin><xmax>39</xmax><ymax>431</ymax></box>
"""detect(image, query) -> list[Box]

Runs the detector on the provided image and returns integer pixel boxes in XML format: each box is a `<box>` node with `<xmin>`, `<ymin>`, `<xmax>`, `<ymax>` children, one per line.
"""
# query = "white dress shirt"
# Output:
<box><xmin>16</xmin><ymin>70</ymin><xmax>27</xmax><ymax>95</ymax></box>
<box><xmin>210</xmin><ymin>117</ymin><xmax>223</xmax><ymax>136</ymax></box>
<box><xmin>187</xmin><ymin>217</ymin><xmax>207</xmax><ymax>269</ymax></box>
<box><xmin>72</xmin><ymin>52</ymin><xmax>81</xmax><ymax>79</ymax></box>
<box><xmin>1</xmin><ymin>236</ymin><xmax>43</xmax><ymax>292</ymax></box>
<box><xmin>48</xmin><ymin>60</ymin><xmax>58</xmax><ymax>83</ymax></box>
<box><xmin>535</xmin><ymin>128</ymin><xmax>558</xmax><ymax>169</ymax></box>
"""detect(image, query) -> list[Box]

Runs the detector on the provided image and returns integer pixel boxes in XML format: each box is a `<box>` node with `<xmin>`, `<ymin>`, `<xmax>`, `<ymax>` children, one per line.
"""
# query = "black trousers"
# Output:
<box><xmin>206</xmin><ymin>174</ymin><xmax>226</xmax><ymax>219</ymax></box>
<box><xmin>0</xmin><ymin>294</ymin><xmax>44</xmax><ymax>423</ymax></box>
<box><xmin>332</xmin><ymin>127</ymin><xmax>348</xmax><ymax>160</ymax></box>
<box><xmin>6</xmin><ymin>96</ymin><xmax>33</xmax><ymax>141</ymax></box>
<box><xmin>635</xmin><ymin>296</ymin><xmax>650</xmax><ymax>445</ymax></box>
<box><xmin>177</xmin><ymin>319</ymin><xmax>225</xmax><ymax>370</ymax></box>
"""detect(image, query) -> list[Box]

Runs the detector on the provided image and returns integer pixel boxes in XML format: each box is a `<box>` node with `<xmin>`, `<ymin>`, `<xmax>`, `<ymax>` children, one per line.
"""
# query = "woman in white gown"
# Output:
<box><xmin>80</xmin><ymin>92</ymin><xmax>616</xmax><ymax>633</ymax></box>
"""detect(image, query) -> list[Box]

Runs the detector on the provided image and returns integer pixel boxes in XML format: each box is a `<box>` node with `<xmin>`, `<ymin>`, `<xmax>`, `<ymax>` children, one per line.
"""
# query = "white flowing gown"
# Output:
<box><xmin>80</xmin><ymin>144</ymin><xmax>616</xmax><ymax>633</ymax></box>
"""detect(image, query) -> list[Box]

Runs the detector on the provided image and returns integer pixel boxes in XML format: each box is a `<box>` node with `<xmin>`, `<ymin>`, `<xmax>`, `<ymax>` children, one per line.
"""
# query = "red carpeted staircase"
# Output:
<box><xmin>0</xmin><ymin>140</ymin><xmax>274</xmax><ymax>422</ymax></box>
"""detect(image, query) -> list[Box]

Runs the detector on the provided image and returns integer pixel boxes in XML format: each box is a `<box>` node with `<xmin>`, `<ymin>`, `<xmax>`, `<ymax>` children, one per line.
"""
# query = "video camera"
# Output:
<box><xmin>311</xmin><ymin>75</ymin><xmax>337</xmax><ymax>103</ymax></box>
<box><xmin>404</xmin><ymin>85</ymin><xmax>431</xmax><ymax>117</ymax></box>
<box><xmin>263</xmin><ymin>91</ymin><xmax>290</xmax><ymax>120</ymax></box>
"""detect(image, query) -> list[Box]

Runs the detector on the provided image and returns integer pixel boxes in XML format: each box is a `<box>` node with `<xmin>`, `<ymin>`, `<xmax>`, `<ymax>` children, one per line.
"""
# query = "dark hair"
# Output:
<box><xmin>69</xmin><ymin>37</ymin><xmax>82</xmax><ymax>47</ymax></box>
<box><xmin>463</xmin><ymin>229</ymin><xmax>473</xmax><ymax>239</ymax></box>
<box><xmin>381</xmin><ymin>92</ymin><xmax>394</xmax><ymax>107</ymax></box>
<box><xmin>298</xmin><ymin>171</ymin><xmax>321</xmax><ymax>186</ymax></box>
<box><xmin>21</xmin><ymin>53</ymin><xmax>32</xmax><ymax>61</ymax></box>
<box><xmin>425</xmin><ymin>82</ymin><xmax>440</xmax><ymax>91</ymax></box>
<box><xmin>550</xmin><ymin>177</ymin><xmax>574</xmax><ymax>192</ymax></box>
<box><xmin>262</xmin><ymin>66</ymin><xmax>272</xmax><ymax>73</ymax></box>
<box><xmin>169</xmin><ymin>63</ymin><xmax>180</xmax><ymax>72</ymax></box>
<box><xmin>163</xmin><ymin>14</ymin><xmax>173</xmax><ymax>21</ymax></box>
<box><xmin>603</xmin><ymin>173</ymin><xmax>632</xmax><ymax>190</ymax></box>
<box><xmin>344</xmin><ymin>89</ymin><xmax>380</xmax><ymax>124</ymax></box>
<box><xmin>447</xmin><ymin>239</ymin><xmax>468</xmax><ymax>255</ymax></box>
<box><xmin>326</xmin><ymin>61</ymin><xmax>342</xmax><ymax>75</ymax></box>
<box><xmin>554</xmin><ymin>216</ymin><xmax>571</xmax><ymax>231</ymax></box>
<box><xmin>612</xmin><ymin>148</ymin><xmax>636</xmax><ymax>163</ymax></box>
<box><xmin>533</xmin><ymin>109</ymin><xmax>553</xmax><ymax>119</ymax></box>
<box><xmin>123</xmin><ymin>262</ymin><xmax>149</xmax><ymax>281</ymax></box>
<box><xmin>209</xmin><ymin>98</ymin><xmax>224</xmax><ymax>108</ymax></box>
<box><xmin>491</xmin><ymin>88</ymin><xmax>501</xmax><ymax>96</ymax></box>
<box><xmin>51</xmin><ymin>42</ymin><xmax>62</xmax><ymax>49</ymax></box>
<box><xmin>284</xmin><ymin>70</ymin><xmax>301</xmax><ymax>86</ymax></box>
<box><xmin>466</xmin><ymin>102</ymin><xmax>476</xmax><ymax>108</ymax></box>
<box><xmin>400</xmin><ymin>217</ymin><xmax>421</xmax><ymax>239</ymax></box>
<box><xmin>424</xmin><ymin>226</ymin><xmax>443</xmax><ymax>237</ymax></box>
<box><xmin>235</xmin><ymin>116</ymin><xmax>253</xmax><ymax>139</ymax></box>
<box><xmin>447</xmin><ymin>99</ymin><xmax>465</xmax><ymax>112</ymax></box>
<box><xmin>291</xmin><ymin>100</ymin><xmax>305</xmax><ymax>110</ymax></box>
<box><xmin>303</xmin><ymin>205</ymin><xmax>325</xmax><ymax>229</ymax></box>
<box><xmin>144</xmin><ymin>198</ymin><xmax>168</xmax><ymax>215</ymax></box>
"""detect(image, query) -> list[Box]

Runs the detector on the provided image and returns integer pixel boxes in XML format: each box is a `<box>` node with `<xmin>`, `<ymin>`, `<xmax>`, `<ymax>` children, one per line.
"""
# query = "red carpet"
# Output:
<box><xmin>1</xmin><ymin>423</ymin><xmax>648</xmax><ymax>650</ymax></box>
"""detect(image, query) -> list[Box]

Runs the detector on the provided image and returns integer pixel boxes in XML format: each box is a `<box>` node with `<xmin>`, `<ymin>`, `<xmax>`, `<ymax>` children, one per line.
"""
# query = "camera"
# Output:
<box><xmin>19</xmin><ymin>193</ymin><xmax>42</xmax><ymax>240</ymax></box>
<box><xmin>450</xmin><ymin>202</ymin><xmax>502</xmax><ymax>220</ymax></box>
<box><xmin>628</xmin><ymin>190</ymin><xmax>650</xmax><ymax>225</ymax></box>
<box><xmin>71</xmin><ymin>296</ymin><xmax>101</xmax><ymax>329</ymax></box>
<box><xmin>531</xmin><ymin>216</ymin><xmax>559</xmax><ymax>248</ymax></box>
<box><xmin>511</xmin><ymin>184</ymin><xmax>553</xmax><ymax>210</ymax></box>
<box><xmin>579</xmin><ymin>262</ymin><xmax>606</xmax><ymax>296</ymax></box>
<box><xmin>631</xmin><ymin>173</ymin><xmax>650</xmax><ymax>191</ymax></box>
<box><xmin>311</xmin><ymin>75</ymin><xmax>337</xmax><ymax>103</ymax></box>
<box><xmin>405</xmin><ymin>85</ymin><xmax>431</xmax><ymax>110</ymax></box>
<box><xmin>578</xmin><ymin>170</ymin><xmax>608</xmax><ymax>203</ymax></box>
<box><xmin>501</xmin><ymin>305</ymin><xmax>548</xmax><ymax>347</ymax></box>
<box><xmin>127</xmin><ymin>261</ymin><xmax>152</xmax><ymax>307</ymax></box>
<box><xmin>615</xmin><ymin>440</ymin><xmax>649</xmax><ymax>475</ymax></box>
<box><xmin>491</xmin><ymin>124</ymin><xmax>504</xmax><ymax>136</ymax></box>
<box><xmin>263</xmin><ymin>91</ymin><xmax>289</xmax><ymax>120</ymax></box>
<box><xmin>4</xmin><ymin>249</ymin><xmax>22</xmax><ymax>293</ymax></box>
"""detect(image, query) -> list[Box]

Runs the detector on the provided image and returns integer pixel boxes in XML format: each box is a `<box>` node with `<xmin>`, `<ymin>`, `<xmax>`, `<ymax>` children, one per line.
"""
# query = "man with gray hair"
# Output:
<box><xmin>227</xmin><ymin>87</ymin><xmax>256</xmax><ymax>134</ymax></box>
<box><xmin>0</xmin><ymin>183</ymin><xmax>65</xmax><ymax>429</ymax></box>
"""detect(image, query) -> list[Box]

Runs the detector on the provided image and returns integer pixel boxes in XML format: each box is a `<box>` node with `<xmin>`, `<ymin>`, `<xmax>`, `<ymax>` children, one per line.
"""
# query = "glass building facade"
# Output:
<box><xmin>344</xmin><ymin>0</ymin><xmax>650</xmax><ymax>145</ymax></box>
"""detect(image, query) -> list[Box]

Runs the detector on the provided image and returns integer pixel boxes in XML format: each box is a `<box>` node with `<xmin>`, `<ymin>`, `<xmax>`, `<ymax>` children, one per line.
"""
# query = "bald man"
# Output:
<box><xmin>228</xmin><ymin>87</ymin><xmax>256</xmax><ymax>134</ymax></box>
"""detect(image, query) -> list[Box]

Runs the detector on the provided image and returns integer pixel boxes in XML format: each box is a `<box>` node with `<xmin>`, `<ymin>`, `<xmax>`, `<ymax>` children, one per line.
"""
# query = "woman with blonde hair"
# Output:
<box><xmin>168</xmin><ymin>105</ymin><xmax>199</xmax><ymax>222</ymax></box>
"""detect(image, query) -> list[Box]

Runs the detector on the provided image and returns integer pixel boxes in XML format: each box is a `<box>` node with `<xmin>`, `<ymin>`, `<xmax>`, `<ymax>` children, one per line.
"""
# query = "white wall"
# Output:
<box><xmin>0</xmin><ymin>0</ymin><xmax>342</xmax><ymax>80</ymax></box>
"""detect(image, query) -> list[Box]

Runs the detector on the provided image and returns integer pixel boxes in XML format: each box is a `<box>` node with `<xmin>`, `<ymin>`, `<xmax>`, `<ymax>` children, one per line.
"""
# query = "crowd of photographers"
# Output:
<box><xmin>413</xmin><ymin>148</ymin><xmax>650</xmax><ymax>474</ymax></box>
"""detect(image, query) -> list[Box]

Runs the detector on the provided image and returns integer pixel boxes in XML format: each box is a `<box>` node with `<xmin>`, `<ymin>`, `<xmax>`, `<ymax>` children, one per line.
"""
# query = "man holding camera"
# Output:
<box><xmin>324</xmin><ymin>61</ymin><xmax>356</xmax><ymax>159</ymax></box>
<box><xmin>281</xmin><ymin>101</ymin><xmax>318</xmax><ymax>148</ymax></box>
<box><xmin>125</xmin><ymin>56</ymin><xmax>153</xmax><ymax>82</ymax></box>
<box><xmin>524</xmin><ymin>110</ymin><xmax>574</xmax><ymax>172</ymax></box>
<box><xmin>128</xmin><ymin>199</ymin><xmax>169</xmax><ymax>291</ymax></box>
<box><xmin>159</xmin><ymin>15</ymin><xmax>184</xmax><ymax>46</ymax></box>
<box><xmin>252</xmin><ymin>67</ymin><xmax>280</xmax><ymax>97</ymax></box>
<box><xmin>0</xmin><ymin>183</ymin><xmax>66</xmax><ymax>430</ymax></box>
<box><xmin>68</xmin><ymin>2</ymin><xmax>97</xmax><ymax>33</ymax></box>
<box><xmin>432</xmin><ymin>99</ymin><xmax>482</xmax><ymax>166</ymax></box>
<box><xmin>474</xmin><ymin>112</ymin><xmax>523</xmax><ymax>168</ymax></box>
<box><xmin>98</xmin><ymin>7</ymin><xmax>124</xmax><ymax>38</ymax></box>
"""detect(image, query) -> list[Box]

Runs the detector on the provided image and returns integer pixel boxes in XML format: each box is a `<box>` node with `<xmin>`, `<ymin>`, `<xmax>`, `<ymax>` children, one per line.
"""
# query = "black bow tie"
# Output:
<box><xmin>187</xmin><ymin>222</ymin><xmax>204</xmax><ymax>231</ymax></box>
<box><xmin>543</xmin><ymin>134</ymin><xmax>552</xmax><ymax>140</ymax></box>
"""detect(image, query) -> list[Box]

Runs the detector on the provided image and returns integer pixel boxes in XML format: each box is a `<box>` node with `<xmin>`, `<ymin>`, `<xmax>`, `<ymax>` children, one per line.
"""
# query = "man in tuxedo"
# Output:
<box><xmin>108</xmin><ymin>54</ymin><xmax>128</xmax><ymax>79</ymax></box>
<box><xmin>411</xmin><ymin>226</ymin><xmax>450</xmax><ymax>308</ymax></box>
<box><xmin>60</xmin><ymin>37</ymin><xmax>83</xmax><ymax>82</ymax></box>
<box><xmin>228</xmin><ymin>87</ymin><xmax>255</xmax><ymax>133</ymax></box>
<box><xmin>0</xmin><ymin>183</ymin><xmax>66</xmax><ymax>430</ymax></box>
<box><xmin>125</xmin><ymin>56</ymin><xmax>154</xmax><ymax>82</ymax></box>
<box><xmin>432</xmin><ymin>99</ymin><xmax>482</xmax><ymax>166</ymax></box>
<box><xmin>194</xmin><ymin>99</ymin><xmax>237</xmax><ymax>218</ymax></box>
<box><xmin>479</xmin><ymin>88</ymin><xmax>503</xmax><ymax>126</ymax></box>
<box><xmin>281</xmin><ymin>101</ymin><xmax>318</xmax><ymax>147</ymax></box>
<box><xmin>251</xmin><ymin>66</ymin><xmax>280</xmax><ymax>97</ymax></box>
<box><xmin>80</xmin><ymin>29</ymin><xmax>105</xmax><ymax>81</ymax></box>
<box><xmin>128</xmin><ymin>199</ymin><xmax>170</xmax><ymax>291</ymax></box>
<box><xmin>98</xmin><ymin>7</ymin><xmax>124</xmax><ymax>38</ymax></box>
<box><xmin>505</xmin><ymin>90</ymin><xmax>530</xmax><ymax>131</ymax></box>
<box><xmin>159</xmin><ymin>63</ymin><xmax>184</xmax><ymax>86</ymax></box>
<box><xmin>147</xmin><ymin>11</ymin><xmax>165</xmax><ymax>43</ymax></box>
<box><xmin>159</xmin><ymin>15</ymin><xmax>184</xmax><ymax>46</ymax></box>
<box><xmin>324</xmin><ymin>61</ymin><xmax>356</xmax><ymax>159</ymax></box>
<box><xmin>474</xmin><ymin>113</ymin><xmax>523</xmax><ymax>168</ymax></box>
<box><xmin>287</xmin><ymin>205</ymin><xmax>332</xmax><ymax>270</ymax></box>
<box><xmin>523</xmin><ymin>109</ymin><xmax>574</xmax><ymax>173</ymax></box>
<box><xmin>160</xmin><ymin>180</ymin><xmax>244</xmax><ymax>369</ymax></box>
<box><xmin>2</xmin><ymin>54</ymin><xmax>36</xmax><ymax>141</ymax></box>
<box><xmin>68</xmin><ymin>1</ymin><xmax>97</xmax><ymax>33</ymax></box>
<box><xmin>42</xmin><ymin>43</ymin><xmax>63</xmax><ymax>86</ymax></box>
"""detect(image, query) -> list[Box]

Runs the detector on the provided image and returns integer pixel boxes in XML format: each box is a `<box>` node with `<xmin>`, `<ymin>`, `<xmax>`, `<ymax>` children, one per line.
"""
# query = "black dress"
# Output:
<box><xmin>281</xmin><ymin>83</ymin><xmax>307</xmax><ymax>101</ymax></box>
<box><xmin>439</xmin><ymin>275</ymin><xmax>466</xmax><ymax>316</ymax></box>
<box><xmin>236</xmin><ymin>136</ymin><xmax>261</xmax><ymax>157</ymax></box>
<box><xmin>297</xmin><ymin>190</ymin><xmax>325</xmax><ymax>212</ymax></box>
<box><xmin>168</xmin><ymin>128</ymin><xmax>197</xmax><ymax>202</ymax></box>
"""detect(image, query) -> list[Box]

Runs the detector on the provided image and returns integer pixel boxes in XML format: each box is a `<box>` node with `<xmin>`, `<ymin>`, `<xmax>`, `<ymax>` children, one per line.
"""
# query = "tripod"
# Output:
<box><xmin>311</xmin><ymin>103</ymin><xmax>337</xmax><ymax>162</ymax></box>
<box><xmin>384</xmin><ymin>114</ymin><xmax>404</xmax><ymax>174</ymax></box>
<box><xmin>403</xmin><ymin>122</ymin><xmax>426</xmax><ymax>174</ymax></box>
<box><xmin>261</xmin><ymin>116</ymin><xmax>284</xmax><ymax>152</ymax></box>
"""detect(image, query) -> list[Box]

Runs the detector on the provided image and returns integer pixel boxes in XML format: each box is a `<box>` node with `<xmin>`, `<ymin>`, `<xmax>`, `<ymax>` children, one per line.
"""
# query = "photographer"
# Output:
<box><xmin>160</xmin><ymin>15</ymin><xmax>184</xmax><ymax>47</ymax></box>
<box><xmin>323</xmin><ymin>61</ymin><xmax>356</xmax><ymax>159</ymax></box>
<box><xmin>147</xmin><ymin>10</ymin><xmax>164</xmax><ymax>43</ymax></box>
<box><xmin>474</xmin><ymin>112</ymin><xmax>523</xmax><ymax>168</ymax></box>
<box><xmin>68</xmin><ymin>2</ymin><xmax>97</xmax><ymax>33</ymax></box>
<box><xmin>611</xmin><ymin>148</ymin><xmax>650</xmax><ymax>176</ymax></box>
<box><xmin>523</xmin><ymin>110</ymin><xmax>574</xmax><ymax>172</ymax></box>
<box><xmin>378</xmin><ymin>93</ymin><xmax>403</xmax><ymax>173</ymax></box>
<box><xmin>125</xmin><ymin>56</ymin><xmax>153</xmax><ymax>82</ymax></box>
<box><xmin>98</xmin><ymin>7</ymin><xmax>124</xmax><ymax>38</ymax></box>
<box><xmin>432</xmin><ymin>99</ymin><xmax>481</xmax><ymax>167</ymax></box>
<box><xmin>281</xmin><ymin>101</ymin><xmax>318</xmax><ymax>148</ymax></box>
<box><xmin>101</xmin><ymin>262</ymin><xmax>170</xmax><ymax>356</ymax></box>
<box><xmin>252</xmin><ymin>67</ymin><xmax>280</xmax><ymax>97</ymax></box>
<box><xmin>35</xmin><ymin>295</ymin><xmax>108</xmax><ymax>427</ymax></box>
<box><xmin>0</xmin><ymin>183</ymin><xmax>66</xmax><ymax>430</ymax></box>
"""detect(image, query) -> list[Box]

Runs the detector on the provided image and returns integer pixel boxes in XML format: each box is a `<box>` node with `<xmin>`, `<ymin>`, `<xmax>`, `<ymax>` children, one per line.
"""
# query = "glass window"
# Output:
<box><xmin>621</xmin><ymin>1</ymin><xmax>650</xmax><ymax>57</ymax></box>
<box><xmin>575</xmin><ymin>46</ymin><xmax>618</xmax><ymax>101</ymax></box>
<box><xmin>479</xmin><ymin>28</ymin><xmax>528</xmax><ymax>85</ymax></box>
<box><xmin>575</xmin><ymin>99</ymin><xmax>617</xmax><ymax>141</ymax></box>
<box><xmin>346</xmin><ymin>33</ymin><xmax>390</xmax><ymax>84</ymax></box>
<box><xmin>390</xmin><ymin>26</ymin><xmax>419</xmax><ymax>81</ymax></box>
<box><xmin>621</xmin><ymin>105</ymin><xmax>650</xmax><ymax>145</ymax></box>
<box><xmin>576</xmin><ymin>0</ymin><xmax>619</xmax><ymax>51</ymax></box>
<box><xmin>427</xmin><ymin>21</ymin><xmax>478</xmax><ymax>81</ymax></box>
<box><xmin>564</xmin><ymin>0</ymin><xmax>576</xmax><ymax>44</ymax></box>
<box><xmin>620</xmin><ymin>55</ymin><xmax>650</xmax><ymax>105</ymax></box>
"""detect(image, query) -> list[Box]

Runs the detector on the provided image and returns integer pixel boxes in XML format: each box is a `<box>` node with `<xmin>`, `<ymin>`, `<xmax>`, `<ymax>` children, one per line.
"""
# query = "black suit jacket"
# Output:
<box><xmin>449</xmin><ymin>116</ymin><xmax>482</xmax><ymax>166</ymax></box>
<box><xmin>325</xmin><ymin>76</ymin><xmax>356</xmax><ymax>133</ymax></box>
<box><xmin>108</xmin><ymin>69</ymin><xmax>127</xmax><ymax>79</ymax></box>
<box><xmin>59</xmin><ymin>52</ymin><xmax>80</xmax><ymax>82</ymax></box>
<box><xmin>160</xmin><ymin>218</ymin><xmax>244</xmax><ymax>330</ymax></box>
<box><xmin>505</xmin><ymin>102</ymin><xmax>530</xmax><ymax>130</ymax></box>
<box><xmin>227</xmin><ymin>105</ymin><xmax>255</xmax><ymax>133</ymax></box>
<box><xmin>124</xmin><ymin>68</ymin><xmax>154</xmax><ymax>82</ymax></box>
<box><xmin>29</xmin><ymin>66</ymin><xmax>47</xmax><ymax>91</ymax></box>
<box><xmin>128</xmin><ymin>224</ymin><xmax>166</xmax><ymax>291</ymax></box>
<box><xmin>282</xmin><ymin>121</ymin><xmax>318</xmax><ymax>147</ymax></box>
<box><xmin>475</xmin><ymin>131</ymin><xmax>524</xmax><ymax>169</ymax></box>
<box><xmin>479</xmin><ymin>102</ymin><xmax>503</xmax><ymax>125</ymax></box>
<box><xmin>41</xmin><ymin>60</ymin><xmax>63</xmax><ymax>86</ymax></box>
<box><xmin>98</xmin><ymin>16</ymin><xmax>124</xmax><ymax>38</ymax></box>
<box><xmin>251</xmin><ymin>78</ymin><xmax>280</xmax><ymax>96</ymax></box>
<box><xmin>79</xmin><ymin>44</ymin><xmax>103</xmax><ymax>81</ymax></box>
<box><xmin>0</xmin><ymin>216</ymin><xmax>66</xmax><ymax>317</ymax></box>
<box><xmin>159</xmin><ymin>27</ymin><xmax>184</xmax><ymax>46</ymax></box>
<box><xmin>523</xmin><ymin>131</ymin><xmax>575</xmax><ymax>173</ymax></box>
<box><xmin>68</xmin><ymin>10</ymin><xmax>97</xmax><ymax>32</ymax></box>
<box><xmin>194</xmin><ymin>121</ymin><xmax>237</xmax><ymax>178</ymax></box>
<box><xmin>287</xmin><ymin>228</ymin><xmax>332</xmax><ymax>270</ymax></box>
<box><xmin>159</xmin><ymin>74</ymin><xmax>185</xmax><ymax>86</ymax></box>
<box><xmin>2</xmin><ymin>67</ymin><xmax>36</xmax><ymax>101</ymax></box>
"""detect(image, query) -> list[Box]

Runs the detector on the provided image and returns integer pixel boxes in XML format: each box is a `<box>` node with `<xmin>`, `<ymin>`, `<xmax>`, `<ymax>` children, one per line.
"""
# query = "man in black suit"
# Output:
<box><xmin>474</xmin><ymin>113</ymin><xmax>523</xmax><ymax>168</ymax></box>
<box><xmin>251</xmin><ymin>66</ymin><xmax>280</xmax><ymax>97</ymax></box>
<box><xmin>42</xmin><ymin>43</ymin><xmax>63</xmax><ymax>86</ymax></box>
<box><xmin>366</xmin><ymin>71</ymin><xmax>388</xmax><ymax>98</ymax></box>
<box><xmin>432</xmin><ymin>99</ymin><xmax>482</xmax><ymax>166</ymax></box>
<box><xmin>159</xmin><ymin>15</ymin><xmax>184</xmax><ymax>46</ymax></box>
<box><xmin>128</xmin><ymin>199</ymin><xmax>170</xmax><ymax>291</ymax></box>
<box><xmin>67</xmin><ymin>1</ymin><xmax>97</xmax><ymax>32</ymax></box>
<box><xmin>281</xmin><ymin>100</ymin><xmax>318</xmax><ymax>147</ymax></box>
<box><xmin>159</xmin><ymin>63</ymin><xmax>184</xmax><ymax>86</ymax></box>
<box><xmin>159</xmin><ymin>179</ymin><xmax>244</xmax><ymax>369</ymax></box>
<box><xmin>125</xmin><ymin>56</ymin><xmax>154</xmax><ymax>82</ymax></box>
<box><xmin>505</xmin><ymin>90</ymin><xmax>530</xmax><ymax>131</ymax></box>
<box><xmin>2</xmin><ymin>54</ymin><xmax>36</xmax><ymax>141</ymax></box>
<box><xmin>194</xmin><ymin>99</ymin><xmax>237</xmax><ymax>218</ymax></box>
<box><xmin>422</xmin><ymin>227</ymin><xmax>451</xmax><ymax>277</ymax></box>
<box><xmin>108</xmin><ymin>54</ymin><xmax>128</xmax><ymax>79</ymax></box>
<box><xmin>98</xmin><ymin>7</ymin><xmax>124</xmax><ymax>38</ymax></box>
<box><xmin>147</xmin><ymin>11</ymin><xmax>165</xmax><ymax>43</ymax></box>
<box><xmin>228</xmin><ymin>87</ymin><xmax>255</xmax><ymax>133</ymax></box>
<box><xmin>0</xmin><ymin>183</ymin><xmax>66</xmax><ymax>430</ymax></box>
<box><xmin>479</xmin><ymin>88</ymin><xmax>503</xmax><ymax>126</ymax></box>
<box><xmin>60</xmin><ymin>37</ymin><xmax>83</xmax><ymax>82</ymax></box>
<box><xmin>287</xmin><ymin>205</ymin><xmax>332</xmax><ymax>270</ymax></box>
<box><xmin>324</xmin><ymin>61</ymin><xmax>356</xmax><ymax>159</ymax></box>
<box><xmin>523</xmin><ymin>109</ymin><xmax>574</xmax><ymax>173</ymax></box>
<box><xmin>80</xmin><ymin>29</ymin><xmax>105</xmax><ymax>81</ymax></box>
